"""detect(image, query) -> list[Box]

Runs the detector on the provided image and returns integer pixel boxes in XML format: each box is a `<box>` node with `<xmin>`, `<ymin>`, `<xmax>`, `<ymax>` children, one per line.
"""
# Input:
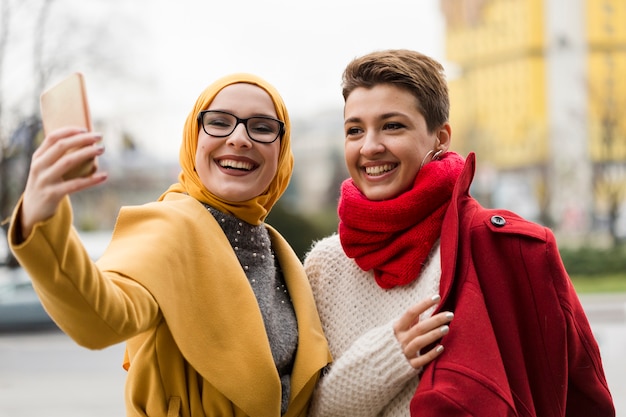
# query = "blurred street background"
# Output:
<box><xmin>0</xmin><ymin>293</ymin><xmax>624</xmax><ymax>417</ymax></box>
<box><xmin>1</xmin><ymin>0</ymin><xmax>625</xmax><ymax>257</ymax></box>
<box><xmin>1</xmin><ymin>0</ymin><xmax>625</xmax><ymax>415</ymax></box>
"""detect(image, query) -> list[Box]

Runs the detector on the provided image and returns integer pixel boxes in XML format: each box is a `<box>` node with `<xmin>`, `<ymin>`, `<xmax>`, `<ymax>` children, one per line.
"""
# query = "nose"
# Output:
<box><xmin>360</xmin><ymin>131</ymin><xmax>385</xmax><ymax>156</ymax></box>
<box><xmin>226</xmin><ymin>122</ymin><xmax>253</xmax><ymax>147</ymax></box>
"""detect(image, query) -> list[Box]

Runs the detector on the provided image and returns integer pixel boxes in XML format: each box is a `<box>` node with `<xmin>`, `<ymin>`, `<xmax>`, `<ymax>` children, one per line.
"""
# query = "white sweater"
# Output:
<box><xmin>304</xmin><ymin>234</ymin><xmax>441</xmax><ymax>417</ymax></box>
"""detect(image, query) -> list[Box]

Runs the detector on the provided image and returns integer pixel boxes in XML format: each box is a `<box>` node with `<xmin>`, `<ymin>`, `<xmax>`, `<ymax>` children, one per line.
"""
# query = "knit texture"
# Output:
<box><xmin>338</xmin><ymin>152</ymin><xmax>464</xmax><ymax>289</ymax></box>
<box><xmin>206</xmin><ymin>205</ymin><xmax>297</xmax><ymax>414</ymax></box>
<box><xmin>304</xmin><ymin>234</ymin><xmax>441</xmax><ymax>417</ymax></box>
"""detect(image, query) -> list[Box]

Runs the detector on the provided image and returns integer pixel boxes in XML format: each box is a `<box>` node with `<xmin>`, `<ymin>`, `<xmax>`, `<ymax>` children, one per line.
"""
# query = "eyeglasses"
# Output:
<box><xmin>197</xmin><ymin>110</ymin><xmax>284</xmax><ymax>144</ymax></box>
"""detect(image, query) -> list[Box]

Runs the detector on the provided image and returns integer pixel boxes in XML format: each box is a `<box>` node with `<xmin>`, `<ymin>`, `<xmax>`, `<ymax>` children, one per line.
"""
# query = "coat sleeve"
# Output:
<box><xmin>8</xmin><ymin>196</ymin><xmax>161</xmax><ymax>349</ymax></box>
<box><xmin>546</xmin><ymin>233</ymin><xmax>615</xmax><ymax>417</ymax></box>
<box><xmin>478</xmin><ymin>212</ymin><xmax>615</xmax><ymax>416</ymax></box>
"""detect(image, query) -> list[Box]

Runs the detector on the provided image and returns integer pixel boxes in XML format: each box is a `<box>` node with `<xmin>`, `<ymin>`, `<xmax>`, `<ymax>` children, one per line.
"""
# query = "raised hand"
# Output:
<box><xmin>19</xmin><ymin>127</ymin><xmax>106</xmax><ymax>239</ymax></box>
<box><xmin>393</xmin><ymin>294</ymin><xmax>454</xmax><ymax>369</ymax></box>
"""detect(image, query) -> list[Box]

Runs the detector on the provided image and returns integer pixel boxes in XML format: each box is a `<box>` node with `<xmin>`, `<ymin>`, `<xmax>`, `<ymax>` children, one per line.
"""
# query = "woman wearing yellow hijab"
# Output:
<box><xmin>9</xmin><ymin>73</ymin><xmax>331</xmax><ymax>416</ymax></box>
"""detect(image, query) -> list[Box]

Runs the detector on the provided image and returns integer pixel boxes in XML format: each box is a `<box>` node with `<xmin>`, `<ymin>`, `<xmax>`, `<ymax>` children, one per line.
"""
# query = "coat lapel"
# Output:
<box><xmin>440</xmin><ymin>152</ymin><xmax>476</xmax><ymax>308</ymax></box>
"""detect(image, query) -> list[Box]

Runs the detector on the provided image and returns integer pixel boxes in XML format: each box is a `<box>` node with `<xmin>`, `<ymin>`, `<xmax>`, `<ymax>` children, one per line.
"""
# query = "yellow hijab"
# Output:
<box><xmin>159</xmin><ymin>73</ymin><xmax>293</xmax><ymax>225</ymax></box>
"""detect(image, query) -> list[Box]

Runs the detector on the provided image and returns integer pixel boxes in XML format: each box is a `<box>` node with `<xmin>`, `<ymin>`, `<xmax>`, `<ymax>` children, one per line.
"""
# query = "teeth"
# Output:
<box><xmin>365</xmin><ymin>164</ymin><xmax>395</xmax><ymax>176</ymax></box>
<box><xmin>219</xmin><ymin>159</ymin><xmax>253</xmax><ymax>171</ymax></box>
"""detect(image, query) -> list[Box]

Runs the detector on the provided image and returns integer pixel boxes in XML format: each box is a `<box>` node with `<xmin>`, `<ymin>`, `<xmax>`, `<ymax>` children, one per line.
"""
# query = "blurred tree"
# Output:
<box><xmin>589</xmin><ymin>53</ymin><xmax>626</xmax><ymax>248</ymax></box>
<box><xmin>0</xmin><ymin>0</ymin><xmax>137</xmax><ymax>265</ymax></box>
<box><xmin>0</xmin><ymin>0</ymin><xmax>10</xmax><ymax>262</ymax></box>
<box><xmin>1</xmin><ymin>0</ymin><xmax>53</xmax><ymax>250</ymax></box>
<box><xmin>593</xmin><ymin>108</ymin><xmax>626</xmax><ymax>247</ymax></box>
<box><xmin>266</xmin><ymin>201</ymin><xmax>332</xmax><ymax>261</ymax></box>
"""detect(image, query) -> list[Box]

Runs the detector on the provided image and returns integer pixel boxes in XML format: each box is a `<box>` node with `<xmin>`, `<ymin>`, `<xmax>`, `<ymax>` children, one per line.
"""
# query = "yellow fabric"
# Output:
<box><xmin>161</xmin><ymin>73</ymin><xmax>293</xmax><ymax>225</ymax></box>
<box><xmin>8</xmin><ymin>196</ymin><xmax>160</xmax><ymax>349</ymax></box>
<box><xmin>8</xmin><ymin>73</ymin><xmax>330</xmax><ymax>416</ymax></box>
<box><xmin>9</xmin><ymin>194</ymin><xmax>331</xmax><ymax>417</ymax></box>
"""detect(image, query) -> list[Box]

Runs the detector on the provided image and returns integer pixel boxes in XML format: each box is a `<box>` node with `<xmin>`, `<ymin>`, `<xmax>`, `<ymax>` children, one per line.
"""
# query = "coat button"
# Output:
<box><xmin>491</xmin><ymin>215</ymin><xmax>506</xmax><ymax>227</ymax></box>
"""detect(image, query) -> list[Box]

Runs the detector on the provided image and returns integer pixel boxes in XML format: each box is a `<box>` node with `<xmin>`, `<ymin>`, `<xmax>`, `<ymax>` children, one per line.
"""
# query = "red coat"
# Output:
<box><xmin>410</xmin><ymin>153</ymin><xmax>615</xmax><ymax>417</ymax></box>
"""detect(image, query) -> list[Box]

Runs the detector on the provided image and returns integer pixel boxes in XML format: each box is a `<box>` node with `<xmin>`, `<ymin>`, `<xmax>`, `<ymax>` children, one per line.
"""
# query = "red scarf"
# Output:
<box><xmin>338</xmin><ymin>152</ymin><xmax>465</xmax><ymax>289</ymax></box>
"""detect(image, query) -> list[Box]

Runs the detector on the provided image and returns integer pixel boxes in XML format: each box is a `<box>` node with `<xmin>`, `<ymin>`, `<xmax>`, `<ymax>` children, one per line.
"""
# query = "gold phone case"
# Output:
<box><xmin>40</xmin><ymin>72</ymin><xmax>97</xmax><ymax>180</ymax></box>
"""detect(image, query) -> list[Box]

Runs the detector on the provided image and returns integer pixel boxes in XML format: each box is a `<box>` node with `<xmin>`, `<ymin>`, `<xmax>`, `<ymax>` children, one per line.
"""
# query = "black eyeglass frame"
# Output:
<box><xmin>197</xmin><ymin>110</ymin><xmax>285</xmax><ymax>144</ymax></box>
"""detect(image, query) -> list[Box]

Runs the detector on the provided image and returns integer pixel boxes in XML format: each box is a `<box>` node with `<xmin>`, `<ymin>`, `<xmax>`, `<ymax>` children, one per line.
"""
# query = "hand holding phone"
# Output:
<box><xmin>40</xmin><ymin>72</ymin><xmax>99</xmax><ymax>180</ymax></box>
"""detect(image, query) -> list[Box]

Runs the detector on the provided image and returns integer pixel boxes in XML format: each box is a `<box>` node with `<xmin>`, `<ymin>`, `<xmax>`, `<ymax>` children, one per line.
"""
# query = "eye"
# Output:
<box><xmin>248</xmin><ymin>118</ymin><xmax>280</xmax><ymax>135</ymax></box>
<box><xmin>345</xmin><ymin>126</ymin><xmax>363</xmax><ymax>137</ymax></box>
<box><xmin>206</xmin><ymin>115</ymin><xmax>234</xmax><ymax>129</ymax></box>
<box><xmin>383</xmin><ymin>121</ymin><xmax>405</xmax><ymax>131</ymax></box>
<box><xmin>249</xmin><ymin>121</ymin><xmax>275</xmax><ymax>134</ymax></box>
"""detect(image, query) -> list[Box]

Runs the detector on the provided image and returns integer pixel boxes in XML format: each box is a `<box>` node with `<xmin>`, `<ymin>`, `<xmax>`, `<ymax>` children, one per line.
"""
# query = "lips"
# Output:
<box><xmin>364</xmin><ymin>163</ymin><xmax>397</xmax><ymax>176</ymax></box>
<box><xmin>217</xmin><ymin>158</ymin><xmax>257</xmax><ymax>171</ymax></box>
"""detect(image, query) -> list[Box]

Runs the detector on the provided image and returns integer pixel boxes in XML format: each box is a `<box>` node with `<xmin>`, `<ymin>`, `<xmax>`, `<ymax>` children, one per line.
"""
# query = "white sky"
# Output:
<box><xmin>3</xmin><ymin>0</ymin><xmax>447</xmax><ymax>159</ymax></box>
<box><xmin>120</xmin><ymin>0</ymin><xmax>447</xmax><ymax>158</ymax></box>
<box><xmin>150</xmin><ymin>0</ymin><xmax>446</xmax><ymax>112</ymax></box>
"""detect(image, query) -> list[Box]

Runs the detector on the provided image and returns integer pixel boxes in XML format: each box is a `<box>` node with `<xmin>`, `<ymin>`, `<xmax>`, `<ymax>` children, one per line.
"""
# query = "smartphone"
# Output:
<box><xmin>40</xmin><ymin>72</ymin><xmax>98</xmax><ymax>180</ymax></box>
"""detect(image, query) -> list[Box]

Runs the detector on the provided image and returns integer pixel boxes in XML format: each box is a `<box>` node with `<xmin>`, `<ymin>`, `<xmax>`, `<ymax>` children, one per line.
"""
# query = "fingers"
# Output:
<box><xmin>404</xmin><ymin>311</ymin><xmax>453</xmax><ymax>369</ymax></box>
<box><xmin>409</xmin><ymin>343</ymin><xmax>444</xmax><ymax>370</ymax></box>
<box><xmin>32</xmin><ymin>127</ymin><xmax>102</xmax><ymax>178</ymax></box>
<box><xmin>393</xmin><ymin>294</ymin><xmax>454</xmax><ymax>370</ymax></box>
<box><xmin>394</xmin><ymin>294</ymin><xmax>441</xmax><ymax>331</ymax></box>
<box><xmin>19</xmin><ymin>127</ymin><xmax>107</xmax><ymax>239</ymax></box>
<box><xmin>32</xmin><ymin>126</ymin><xmax>87</xmax><ymax>158</ymax></box>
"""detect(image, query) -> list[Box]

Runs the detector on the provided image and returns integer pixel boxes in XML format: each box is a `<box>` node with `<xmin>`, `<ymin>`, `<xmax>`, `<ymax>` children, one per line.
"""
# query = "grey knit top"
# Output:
<box><xmin>205</xmin><ymin>205</ymin><xmax>298</xmax><ymax>414</ymax></box>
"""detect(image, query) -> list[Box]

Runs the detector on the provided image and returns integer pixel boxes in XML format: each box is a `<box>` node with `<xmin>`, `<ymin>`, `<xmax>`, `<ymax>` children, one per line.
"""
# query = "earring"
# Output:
<box><xmin>432</xmin><ymin>150</ymin><xmax>443</xmax><ymax>161</ymax></box>
<box><xmin>419</xmin><ymin>150</ymin><xmax>434</xmax><ymax>170</ymax></box>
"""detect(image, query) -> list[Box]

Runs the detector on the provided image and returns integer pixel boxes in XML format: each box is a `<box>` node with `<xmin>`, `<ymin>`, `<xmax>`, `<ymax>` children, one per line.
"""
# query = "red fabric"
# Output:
<box><xmin>338</xmin><ymin>152</ymin><xmax>465</xmax><ymax>289</ymax></box>
<box><xmin>410</xmin><ymin>153</ymin><xmax>615</xmax><ymax>417</ymax></box>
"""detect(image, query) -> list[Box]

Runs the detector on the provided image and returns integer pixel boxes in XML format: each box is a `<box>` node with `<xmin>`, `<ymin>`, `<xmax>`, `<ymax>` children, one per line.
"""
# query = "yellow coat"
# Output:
<box><xmin>9</xmin><ymin>193</ymin><xmax>331</xmax><ymax>417</ymax></box>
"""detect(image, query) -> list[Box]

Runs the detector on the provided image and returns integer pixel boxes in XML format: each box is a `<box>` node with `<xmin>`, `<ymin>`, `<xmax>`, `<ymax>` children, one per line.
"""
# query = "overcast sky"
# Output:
<box><xmin>122</xmin><ymin>0</ymin><xmax>447</xmax><ymax>157</ymax></box>
<box><xmin>4</xmin><ymin>0</ymin><xmax>447</xmax><ymax>159</ymax></box>
<box><xmin>149</xmin><ymin>0</ymin><xmax>446</xmax><ymax>111</ymax></box>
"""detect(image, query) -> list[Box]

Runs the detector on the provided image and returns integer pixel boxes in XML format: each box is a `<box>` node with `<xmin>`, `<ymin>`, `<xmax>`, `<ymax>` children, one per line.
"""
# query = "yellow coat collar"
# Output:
<box><xmin>98</xmin><ymin>193</ymin><xmax>330</xmax><ymax>416</ymax></box>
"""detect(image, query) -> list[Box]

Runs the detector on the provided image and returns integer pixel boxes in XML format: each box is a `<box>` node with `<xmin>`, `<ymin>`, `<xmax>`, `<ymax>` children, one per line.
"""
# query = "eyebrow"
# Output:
<box><xmin>344</xmin><ymin>111</ymin><xmax>407</xmax><ymax>125</ymax></box>
<box><xmin>208</xmin><ymin>109</ymin><xmax>279</xmax><ymax>119</ymax></box>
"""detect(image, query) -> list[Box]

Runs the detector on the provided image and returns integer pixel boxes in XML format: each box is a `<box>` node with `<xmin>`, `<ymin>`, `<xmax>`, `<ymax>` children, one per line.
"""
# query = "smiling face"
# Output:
<box><xmin>343</xmin><ymin>83</ymin><xmax>450</xmax><ymax>201</ymax></box>
<box><xmin>195</xmin><ymin>83</ymin><xmax>281</xmax><ymax>202</ymax></box>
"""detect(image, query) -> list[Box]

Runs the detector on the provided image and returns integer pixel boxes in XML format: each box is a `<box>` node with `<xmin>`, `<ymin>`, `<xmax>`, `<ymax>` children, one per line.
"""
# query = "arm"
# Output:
<box><xmin>545</xmin><ymin>234</ymin><xmax>615</xmax><ymax>416</ymax></box>
<box><xmin>308</xmin><ymin>321</ymin><xmax>418</xmax><ymax>417</ymax></box>
<box><xmin>564</xmin><ymin>302</ymin><xmax>615</xmax><ymax>417</ymax></box>
<box><xmin>9</xmin><ymin>127</ymin><xmax>161</xmax><ymax>349</ymax></box>
<box><xmin>9</xmin><ymin>196</ymin><xmax>160</xmax><ymax>349</ymax></box>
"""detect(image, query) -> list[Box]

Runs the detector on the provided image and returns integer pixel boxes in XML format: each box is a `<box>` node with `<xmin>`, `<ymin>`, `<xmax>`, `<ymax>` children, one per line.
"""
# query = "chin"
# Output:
<box><xmin>361</xmin><ymin>190</ymin><xmax>391</xmax><ymax>201</ymax></box>
<box><xmin>213</xmin><ymin>189</ymin><xmax>253</xmax><ymax>202</ymax></box>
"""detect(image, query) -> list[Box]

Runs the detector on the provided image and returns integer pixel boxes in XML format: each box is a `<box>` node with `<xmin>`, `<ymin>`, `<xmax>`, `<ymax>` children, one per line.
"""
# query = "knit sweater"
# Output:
<box><xmin>304</xmin><ymin>234</ymin><xmax>441</xmax><ymax>417</ymax></box>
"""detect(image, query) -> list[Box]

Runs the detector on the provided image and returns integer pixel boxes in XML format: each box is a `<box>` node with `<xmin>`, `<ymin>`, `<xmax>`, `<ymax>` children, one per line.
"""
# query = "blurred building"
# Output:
<box><xmin>69</xmin><ymin>123</ymin><xmax>180</xmax><ymax>231</ymax></box>
<box><xmin>441</xmin><ymin>0</ymin><xmax>626</xmax><ymax>244</ymax></box>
